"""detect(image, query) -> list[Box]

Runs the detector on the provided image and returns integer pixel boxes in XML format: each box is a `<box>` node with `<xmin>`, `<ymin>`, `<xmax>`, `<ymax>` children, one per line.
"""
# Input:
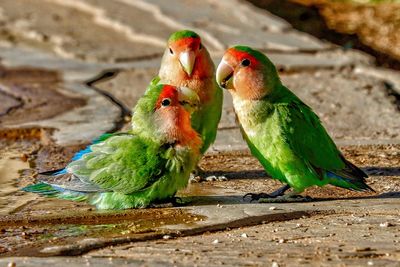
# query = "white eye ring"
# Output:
<box><xmin>161</xmin><ymin>98</ymin><xmax>171</xmax><ymax>107</ymax></box>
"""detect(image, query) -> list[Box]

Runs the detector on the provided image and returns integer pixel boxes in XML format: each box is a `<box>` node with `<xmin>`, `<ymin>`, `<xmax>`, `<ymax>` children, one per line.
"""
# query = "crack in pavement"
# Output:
<box><xmin>383</xmin><ymin>81</ymin><xmax>400</xmax><ymax>112</ymax></box>
<box><xmin>85</xmin><ymin>69</ymin><xmax>133</xmax><ymax>120</ymax></box>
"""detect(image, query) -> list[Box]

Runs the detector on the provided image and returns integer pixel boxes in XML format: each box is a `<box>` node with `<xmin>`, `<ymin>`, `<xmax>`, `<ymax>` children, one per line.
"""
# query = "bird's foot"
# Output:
<box><xmin>243</xmin><ymin>192</ymin><xmax>274</xmax><ymax>202</ymax></box>
<box><xmin>243</xmin><ymin>184</ymin><xmax>291</xmax><ymax>202</ymax></box>
<box><xmin>258</xmin><ymin>194</ymin><xmax>313</xmax><ymax>203</ymax></box>
<box><xmin>150</xmin><ymin>197</ymin><xmax>187</xmax><ymax>208</ymax></box>
<box><xmin>168</xmin><ymin>196</ymin><xmax>187</xmax><ymax>206</ymax></box>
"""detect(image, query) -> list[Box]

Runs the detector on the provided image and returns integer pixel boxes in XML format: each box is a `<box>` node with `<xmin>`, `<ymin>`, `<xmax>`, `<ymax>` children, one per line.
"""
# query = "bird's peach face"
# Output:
<box><xmin>167</xmin><ymin>37</ymin><xmax>202</xmax><ymax>77</ymax></box>
<box><xmin>217</xmin><ymin>49</ymin><xmax>265</xmax><ymax>100</ymax></box>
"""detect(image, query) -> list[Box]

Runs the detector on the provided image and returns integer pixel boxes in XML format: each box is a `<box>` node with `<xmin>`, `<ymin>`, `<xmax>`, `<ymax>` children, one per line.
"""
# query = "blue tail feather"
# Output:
<box><xmin>39</xmin><ymin>133</ymin><xmax>116</xmax><ymax>176</ymax></box>
<box><xmin>71</xmin><ymin>133</ymin><xmax>115</xmax><ymax>161</ymax></box>
<box><xmin>22</xmin><ymin>182</ymin><xmax>90</xmax><ymax>202</ymax></box>
<box><xmin>327</xmin><ymin>171</ymin><xmax>374</xmax><ymax>192</ymax></box>
<box><xmin>22</xmin><ymin>183</ymin><xmax>59</xmax><ymax>196</ymax></box>
<box><xmin>71</xmin><ymin>147</ymin><xmax>92</xmax><ymax>161</ymax></box>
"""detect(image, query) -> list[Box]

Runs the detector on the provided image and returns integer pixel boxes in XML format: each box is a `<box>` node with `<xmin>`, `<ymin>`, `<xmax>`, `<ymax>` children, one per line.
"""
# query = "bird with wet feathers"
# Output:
<box><xmin>22</xmin><ymin>84</ymin><xmax>202</xmax><ymax>209</ymax></box>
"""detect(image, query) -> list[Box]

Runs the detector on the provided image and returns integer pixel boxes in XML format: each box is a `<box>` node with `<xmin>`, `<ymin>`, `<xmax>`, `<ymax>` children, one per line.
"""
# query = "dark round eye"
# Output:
<box><xmin>161</xmin><ymin>98</ymin><xmax>171</xmax><ymax>107</ymax></box>
<box><xmin>199</xmin><ymin>43</ymin><xmax>202</xmax><ymax>50</ymax></box>
<box><xmin>169</xmin><ymin>47</ymin><xmax>174</xmax><ymax>54</ymax></box>
<box><xmin>241</xmin><ymin>58</ymin><xmax>251</xmax><ymax>67</ymax></box>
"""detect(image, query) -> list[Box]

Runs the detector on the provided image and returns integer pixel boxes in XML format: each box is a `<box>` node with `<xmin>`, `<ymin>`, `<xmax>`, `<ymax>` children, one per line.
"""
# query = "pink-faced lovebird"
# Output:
<box><xmin>145</xmin><ymin>30</ymin><xmax>223</xmax><ymax>181</ymax></box>
<box><xmin>216</xmin><ymin>46</ymin><xmax>373</xmax><ymax>202</ymax></box>
<box><xmin>22</xmin><ymin>84</ymin><xmax>202</xmax><ymax>209</ymax></box>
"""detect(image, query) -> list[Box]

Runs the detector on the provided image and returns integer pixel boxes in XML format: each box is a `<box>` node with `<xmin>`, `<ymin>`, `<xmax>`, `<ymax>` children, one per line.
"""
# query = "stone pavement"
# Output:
<box><xmin>0</xmin><ymin>0</ymin><xmax>399</xmax><ymax>266</ymax></box>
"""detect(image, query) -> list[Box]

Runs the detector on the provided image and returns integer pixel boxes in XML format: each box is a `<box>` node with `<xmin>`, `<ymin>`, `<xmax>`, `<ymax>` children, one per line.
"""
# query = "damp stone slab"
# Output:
<box><xmin>0</xmin><ymin>257</ymin><xmax>168</xmax><ymax>267</ymax></box>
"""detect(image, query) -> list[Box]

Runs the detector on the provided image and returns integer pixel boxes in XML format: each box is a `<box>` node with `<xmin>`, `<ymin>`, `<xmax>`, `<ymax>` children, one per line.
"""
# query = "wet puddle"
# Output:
<box><xmin>0</xmin><ymin>204</ymin><xmax>206</xmax><ymax>256</ymax></box>
<box><xmin>0</xmin><ymin>150</ymin><xmax>37</xmax><ymax>216</ymax></box>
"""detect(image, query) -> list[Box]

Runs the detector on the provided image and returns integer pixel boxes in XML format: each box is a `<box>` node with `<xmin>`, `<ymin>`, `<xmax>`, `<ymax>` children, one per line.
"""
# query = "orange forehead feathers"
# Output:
<box><xmin>226</xmin><ymin>48</ymin><xmax>259</xmax><ymax>68</ymax></box>
<box><xmin>156</xmin><ymin>85</ymin><xmax>179</xmax><ymax>108</ymax></box>
<box><xmin>169</xmin><ymin>37</ymin><xmax>201</xmax><ymax>51</ymax></box>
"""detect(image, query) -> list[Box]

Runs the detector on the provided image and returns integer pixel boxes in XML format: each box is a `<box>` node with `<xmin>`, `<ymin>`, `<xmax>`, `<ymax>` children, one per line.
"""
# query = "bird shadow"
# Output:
<box><xmin>178</xmin><ymin>191</ymin><xmax>400</xmax><ymax>207</ymax></box>
<box><xmin>203</xmin><ymin>166</ymin><xmax>400</xmax><ymax>180</ymax></box>
<box><xmin>362</xmin><ymin>166</ymin><xmax>400</xmax><ymax>177</ymax></box>
<box><xmin>202</xmin><ymin>170</ymin><xmax>268</xmax><ymax>180</ymax></box>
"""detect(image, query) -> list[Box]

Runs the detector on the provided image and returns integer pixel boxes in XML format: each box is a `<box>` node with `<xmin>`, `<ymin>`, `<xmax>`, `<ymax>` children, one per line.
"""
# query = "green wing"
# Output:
<box><xmin>67</xmin><ymin>134</ymin><xmax>167</xmax><ymax>194</ymax></box>
<box><xmin>276</xmin><ymin>97</ymin><xmax>370</xmax><ymax>191</ymax></box>
<box><xmin>191</xmin><ymin>82</ymin><xmax>223</xmax><ymax>154</ymax></box>
<box><xmin>276</xmin><ymin>100</ymin><xmax>344</xmax><ymax>172</ymax></box>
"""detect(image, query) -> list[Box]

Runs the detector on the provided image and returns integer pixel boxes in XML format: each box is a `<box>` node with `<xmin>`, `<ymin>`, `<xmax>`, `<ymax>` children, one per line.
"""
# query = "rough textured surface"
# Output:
<box><xmin>91</xmin><ymin>208</ymin><xmax>400</xmax><ymax>266</ymax></box>
<box><xmin>281</xmin><ymin>68</ymin><xmax>400</xmax><ymax>143</ymax></box>
<box><xmin>0</xmin><ymin>145</ymin><xmax>399</xmax><ymax>260</ymax></box>
<box><xmin>0</xmin><ymin>0</ymin><xmax>399</xmax><ymax>266</ymax></box>
<box><xmin>291</xmin><ymin>0</ymin><xmax>400</xmax><ymax>62</ymax></box>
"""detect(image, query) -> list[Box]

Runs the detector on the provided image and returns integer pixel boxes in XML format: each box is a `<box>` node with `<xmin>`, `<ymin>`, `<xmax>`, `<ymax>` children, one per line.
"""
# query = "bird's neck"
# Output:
<box><xmin>156</xmin><ymin>108</ymin><xmax>202</xmax><ymax>150</ymax></box>
<box><xmin>232</xmin><ymin>92</ymin><xmax>274</xmax><ymax>127</ymax></box>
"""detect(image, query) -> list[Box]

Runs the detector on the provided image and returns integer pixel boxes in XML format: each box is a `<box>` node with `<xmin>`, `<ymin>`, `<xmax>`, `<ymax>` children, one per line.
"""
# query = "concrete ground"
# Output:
<box><xmin>0</xmin><ymin>0</ymin><xmax>399</xmax><ymax>266</ymax></box>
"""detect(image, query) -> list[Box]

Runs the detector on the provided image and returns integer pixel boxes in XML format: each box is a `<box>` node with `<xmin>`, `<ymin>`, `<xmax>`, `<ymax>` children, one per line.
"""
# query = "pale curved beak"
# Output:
<box><xmin>177</xmin><ymin>86</ymin><xmax>200</xmax><ymax>114</ymax></box>
<box><xmin>216</xmin><ymin>60</ymin><xmax>234</xmax><ymax>89</ymax></box>
<box><xmin>179</xmin><ymin>51</ymin><xmax>196</xmax><ymax>76</ymax></box>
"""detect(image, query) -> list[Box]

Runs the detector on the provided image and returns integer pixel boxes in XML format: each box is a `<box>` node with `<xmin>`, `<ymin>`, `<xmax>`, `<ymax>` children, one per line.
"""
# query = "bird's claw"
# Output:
<box><xmin>151</xmin><ymin>196</ymin><xmax>187</xmax><ymax>208</ymax></box>
<box><xmin>258</xmin><ymin>195</ymin><xmax>314</xmax><ymax>203</ymax></box>
<box><xmin>243</xmin><ymin>193</ymin><xmax>272</xmax><ymax>202</ymax></box>
<box><xmin>170</xmin><ymin>196</ymin><xmax>185</xmax><ymax>206</ymax></box>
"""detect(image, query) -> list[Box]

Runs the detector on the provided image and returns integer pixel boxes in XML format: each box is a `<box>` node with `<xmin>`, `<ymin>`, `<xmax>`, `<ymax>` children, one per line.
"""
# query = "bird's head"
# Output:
<box><xmin>216</xmin><ymin>46</ymin><xmax>281</xmax><ymax>100</ymax></box>
<box><xmin>160</xmin><ymin>30</ymin><xmax>213</xmax><ymax>80</ymax></box>
<box><xmin>154</xmin><ymin>84</ymin><xmax>200</xmax><ymax>114</ymax></box>
<box><xmin>152</xmin><ymin>84</ymin><xmax>201</xmax><ymax>146</ymax></box>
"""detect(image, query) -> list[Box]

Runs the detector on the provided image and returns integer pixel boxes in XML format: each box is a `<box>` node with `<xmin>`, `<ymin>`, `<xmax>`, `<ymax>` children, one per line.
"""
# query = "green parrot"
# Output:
<box><xmin>216</xmin><ymin>46</ymin><xmax>373</xmax><ymax>202</ymax></box>
<box><xmin>144</xmin><ymin>30</ymin><xmax>223</xmax><ymax>181</ymax></box>
<box><xmin>22</xmin><ymin>84</ymin><xmax>202</xmax><ymax>209</ymax></box>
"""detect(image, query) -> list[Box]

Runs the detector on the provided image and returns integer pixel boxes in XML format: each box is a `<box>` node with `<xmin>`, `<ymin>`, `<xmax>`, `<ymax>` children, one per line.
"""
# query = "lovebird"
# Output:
<box><xmin>216</xmin><ymin>46</ymin><xmax>373</xmax><ymax>202</ymax></box>
<box><xmin>22</xmin><ymin>84</ymin><xmax>202</xmax><ymax>209</ymax></box>
<box><xmin>145</xmin><ymin>30</ymin><xmax>223</xmax><ymax>180</ymax></box>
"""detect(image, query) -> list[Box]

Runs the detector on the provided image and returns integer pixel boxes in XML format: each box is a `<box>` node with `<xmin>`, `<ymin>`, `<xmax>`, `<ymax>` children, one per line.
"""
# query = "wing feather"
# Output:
<box><xmin>276</xmin><ymin>99</ymin><xmax>370</xmax><ymax>190</ymax></box>
<box><xmin>46</xmin><ymin>134</ymin><xmax>168</xmax><ymax>194</ymax></box>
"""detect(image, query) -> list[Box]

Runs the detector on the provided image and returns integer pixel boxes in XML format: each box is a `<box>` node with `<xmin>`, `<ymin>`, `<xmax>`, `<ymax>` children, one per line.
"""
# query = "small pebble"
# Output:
<box><xmin>367</xmin><ymin>261</ymin><xmax>374</xmax><ymax>266</ymax></box>
<box><xmin>205</xmin><ymin>175</ymin><xmax>217</xmax><ymax>181</ymax></box>
<box><xmin>8</xmin><ymin>262</ymin><xmax>16</xmax><ymax>267</ymax></box>
<box><xmin>278</xmin><ymin>239</ymin><xmax>286</xmax><ymax>244</ymax></box>
<box><xmin>212</xmin><ymin>239</ymin><xmax>219</xmax><ymax>244</ymax></box>
<box><xmin>163</xmin><ymin>235</ymin><xmax>172</xmax><ymax>240</ymax></box>
<box><xmin>380</xmin><ymin>222</ymin><xmax>393</xmax><ymax>227</ymax></box>
<box><xmin>217</xmin><ymin>176</ymin><xmax>228</xmax><ymax>181</ymax></box>
<box><xmin>241</xmin><ymin>233</ymin><xmax>248</xmax><ymax>238</ymax></box>
<box><xmin>272</xmin><ymin>262</ymin><xmax>279</xmax><ymax>267</ymax></box>
<box><xmin>269</xmin><ymin>206</ymin><xmax>277</xmax><ymax>210</ymax></box>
